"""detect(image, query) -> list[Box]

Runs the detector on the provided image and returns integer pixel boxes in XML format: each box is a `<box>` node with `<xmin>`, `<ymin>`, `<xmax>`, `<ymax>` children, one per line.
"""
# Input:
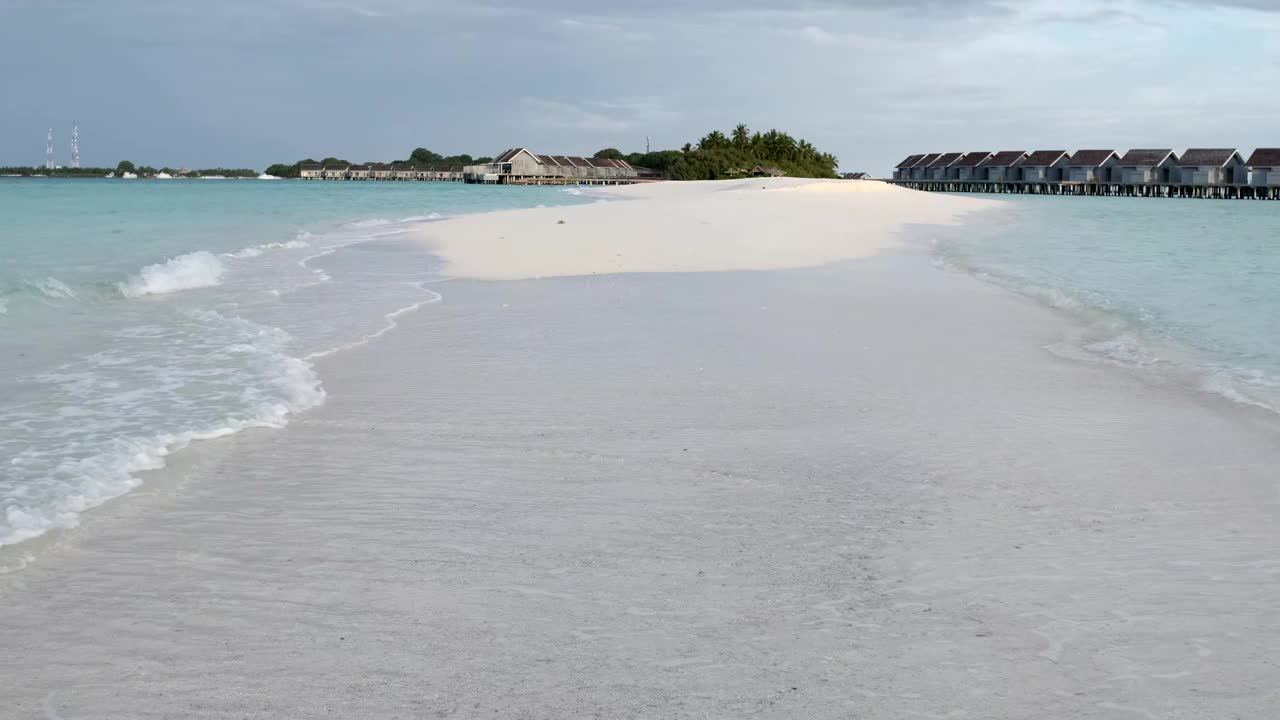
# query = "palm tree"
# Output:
<box><xmin>732</xmin><ymin>124</ymin><xmax>750</xmax><ymax>149</ymax></box>
<box><xmin>797</xmin><ymin>140</ymin><xmax>816</xmax><ymax>160</ymax></box>
<box><xmin>699</xmin><ymin>130</ymin><xmax>728</xmax><ymax>151</ymax></box>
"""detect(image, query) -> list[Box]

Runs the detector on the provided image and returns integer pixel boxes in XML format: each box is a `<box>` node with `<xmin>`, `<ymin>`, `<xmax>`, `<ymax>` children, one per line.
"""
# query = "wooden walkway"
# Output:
<box><xmin>888</xmin><ymin>180</ymin><xmax>1280</xmax><ymax>200</ymax></box>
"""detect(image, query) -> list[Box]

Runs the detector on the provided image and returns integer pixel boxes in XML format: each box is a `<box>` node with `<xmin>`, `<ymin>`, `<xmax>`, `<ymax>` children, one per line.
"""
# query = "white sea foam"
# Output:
<box><xmin>119</xmin><ymin>251</ymin><xmax>226</xmax><ymax>297</ymax></box>
<box><xmin>348</xmin><ymin>218</ymin><xmax>393</xmax><ymax>228</ymax></box>
<box><xmin>224</xmin><ymin>239</ymin><xmax>310</xmax><ymax>259</ymax></box>
<box><xmin>0</xmin><ymin>312</ymin><xmax>325</xmax><ymax>547</ymax></box>
<box><xmin>306</xmin><ymin>282</ymin><xmax>443</xmax><ymax>361</ymax></box>
<box><xmin>398</xmin><ymin>213</ymin><xmax>444</xmax><ymax>223</ymax></box>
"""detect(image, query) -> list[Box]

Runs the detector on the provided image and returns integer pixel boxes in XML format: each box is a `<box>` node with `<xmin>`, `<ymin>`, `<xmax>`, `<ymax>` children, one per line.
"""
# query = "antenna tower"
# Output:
<box><xmin>46</xmin><ymin>128</ymin><xmax>55</xmax><ymax>169</ymax></box>
<box><xmin>71</xmin><ymin>124</ymin><xmax>80</xmax><ymax>168</ymax></box>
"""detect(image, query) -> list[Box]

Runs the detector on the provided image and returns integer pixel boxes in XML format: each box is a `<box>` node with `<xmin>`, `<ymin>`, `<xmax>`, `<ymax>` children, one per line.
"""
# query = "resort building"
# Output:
<box><xmin>896</xmin><ymin>153</ymin><xmax>926</xmax><ymax>179</ymax></box>
<box><xmin>893</xmin><ymin>155</ymin><xmax>924</xmax><ymax>181</ymax></box>
<box><xmin>463</xmin><ymin>148</ymin><xmax>643</xmax><ymax>185</ymax></box>
<box><xmin>322</xmin><ymin>164</ymin><xmax>350</xmax><ymax>180</ymax></box>
<box><xmin>909</xmin><ymin>154</ymin><xmax>941</xmax><ymax>181</ymax></box>
<box><xmin>954</xmin><ymin>152</ymin><xmax>992</xmax><ymax>181</ymax></box>
<box><xmin>979</xmin><ymin>151</ymin><xmax>1027</xmax><ymax>182</ymax></box>
<box><xmin>1247</xmin><ymin>149</ymin><xmax>1280</xmax><ymax>186</ymax></box>
<box><xmin>349</xmin><ymin>164</ymin><xmax>371</xmax><ymax>180</ymax></box>
<box><xmin>370</xmin><ymin>163</ymin><xmax>393</xmax><ymax>181</ymax></box>
<box><xmin>927</xmin><ymin>152</ymin><xmax>963</xmax><ymax>181</ymax></box>
<box><xmin>1116</xmin><ymin>149</ymin><xmax>1178</xmax><ymax>185</ymax></box>
<box><xmin>1020</xmin><ymin>151</ymin><xmax>1070</xmax><ymax>183</ymax></box>
<box><xmin>299</xmin><ymin>163</ymin><xmax>324</xmax><ymax>180</ymax></box>
<box><xmin>1177</xmin><ymin>149</ymin><xmax>1246</xmax><ymax>186</ymax></box>
<box><xmin>1063</xmin><ymin>150</ymin><xmax>1119</xmax><ymax>183</ymax></box>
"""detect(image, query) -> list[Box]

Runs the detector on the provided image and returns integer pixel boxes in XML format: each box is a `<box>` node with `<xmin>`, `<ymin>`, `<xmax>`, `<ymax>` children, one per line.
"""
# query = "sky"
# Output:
<box><xmin>2</xmin><ymin>0</ymin><xmax>1278</xmax><ymax>174</ymax></box>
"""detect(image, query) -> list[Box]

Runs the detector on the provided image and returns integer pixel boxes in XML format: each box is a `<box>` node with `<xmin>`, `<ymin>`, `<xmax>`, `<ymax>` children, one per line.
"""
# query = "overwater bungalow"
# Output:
<box><xmin>463</xmin><ymin>148</ymin><xmax>642</xmax><ymax>184</ymax></box>
<box><xmin>954</xmin><ymin>152</ymin><xmax>992</xmax><ymax>181</ymax></box>
<box><xmin>1020</xmin><ymin>151</ymin><xmax>1069</xmax><ymax>183</ymax></box>
<box><xmin>927</xmin><ymin>153</ymin><xmax>963</xmax><ymax>181</ymax></box>
<box><xmin>909</xmin><ymin>154</ymin><xmax>941</xmax><ymax>181</ymax></box>
<box><xmin>1116</xmin><ymin>149</ymin><xmax>1177</xmax><ymax>185</ymax></box>
<box><xmin>1177</xmin><ymin>149</ymin><xmax>1246</xmax><ymax>186</ymax></box>
<box><xmin>349</xmin><ymin>164</ymin><xmax>371</xmax><ymax>180</ymax></box>
<box><xmin>322</xmin><ymin>164</ymin><xmax>349</xmax><ymax>180</ymax></box>
<box><xmin>299</xmin><ymin>163</ymin><xmax>324</xmax><ymax>180</ymax></box>
<box><xmin>370</xmin><ymin>163</ymin><xmax>393</xmax><ymax>181</ymax></box>
<box><xmin>979</xmin><ymin>151</ymin><xmax>1027</xmax><ymax>182</ymax></box>
<box><xmin>393</xmin><ymin>165</ymin><xmax>416</xmax><ymax>180</ymax></box>
<box><xmin>893</xmin><ymin>154</ymin><xmax>924</xmax><ymax>181</ymax></box>
<box><xmin>1063</xmin><ymin>150</ymin><xmax>1119</xmax><ymax>183</ymax></box>
<box><xmin>1247</xmin><ymin>149</ymin><xmax>1280</xmax><ymax>187</ymax></box>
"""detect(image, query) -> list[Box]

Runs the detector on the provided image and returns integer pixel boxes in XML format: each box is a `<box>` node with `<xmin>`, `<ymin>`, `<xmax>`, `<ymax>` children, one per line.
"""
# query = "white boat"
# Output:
<box><xmin>256</xmin><ymin>173</ymin><xmax>281</xmax><ymax>180</ymax></box>
<box><xmin>121</xmin><ymin>172</ymin><xmax>137</xmax><ymax>179</ymax></box>
<box><xmin>154</xmin><ymin>172</ymin><xmax>173</xmax><ymax>179</ymax></box>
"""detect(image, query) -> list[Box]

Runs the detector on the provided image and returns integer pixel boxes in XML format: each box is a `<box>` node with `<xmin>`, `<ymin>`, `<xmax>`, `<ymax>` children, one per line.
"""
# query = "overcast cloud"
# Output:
<box><xmin>1</xmin><ymin>0</ymin><xmax>1275</xmax><ymax>173</ymax></box>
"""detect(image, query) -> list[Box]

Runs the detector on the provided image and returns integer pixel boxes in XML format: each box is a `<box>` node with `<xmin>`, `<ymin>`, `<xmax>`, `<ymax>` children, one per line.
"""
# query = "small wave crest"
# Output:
<box><xmin>224</xmin><ymin>239</ymin><xmax>311</xmax><ymax>260</ymax></box>
<box><xmin>29</xmin><ymin>277</ymin><xmax>78</xmax><ymax>300</ymax></box>
<box><xmin>118</xmin><ymin>251</ymin><xmax>225</xmax><ymax>297</ymax></box>
<box><xmin>398</xmin><ymin>213</ymin><xmax>444</xmax><ymax>223</ymax></box>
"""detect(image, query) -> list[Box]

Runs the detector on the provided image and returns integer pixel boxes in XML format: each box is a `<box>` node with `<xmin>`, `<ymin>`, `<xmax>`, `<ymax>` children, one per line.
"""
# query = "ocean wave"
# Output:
<box><xmin>118</xmin><ymin>251</ymin><xmax>225</xmax><ymax>297</ymax></box>
<box><xmin>28</xmin><ymin>277</ymin><xmax>78</xmax><ymax>300</ymax></box>
<box><xmin>398</xmin><ymin>213</ymin><xmax>444</xmax><ymax>223</ymax></box>
<box><xmin>223</xmin><ymin>239</ymin><xmax>311</xmax><ymax>259</ymax></box>
<box><xmin>347</xmin><ymin>218</ymin><xmax>393</xmax><ymax>228</ymax></box>
<box><xmin>0</xmin><ymin>312</ymin><xmax>326</xmax><ymax>547</ymax></box>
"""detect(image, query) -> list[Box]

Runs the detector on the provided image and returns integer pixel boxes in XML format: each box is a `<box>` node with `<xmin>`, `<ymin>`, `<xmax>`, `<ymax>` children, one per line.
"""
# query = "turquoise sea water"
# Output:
<box><xmin>0</xmin><ymin>178</ymin><xmax>588</xmax><ymax>545</ymax></box>
<box><xmin>934</xmin><ymin>194</ymin><xmax>1280</xmax><ymax>412</ymax></box>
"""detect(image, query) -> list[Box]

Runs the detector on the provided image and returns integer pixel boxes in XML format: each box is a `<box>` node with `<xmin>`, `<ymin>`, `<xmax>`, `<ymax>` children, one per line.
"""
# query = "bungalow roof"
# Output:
<box><xmin>1177</xmin><ymin>149</ymin><xmax>1241</xmax><ymax>167</ymax></box>
<box><xmin>1022</xmin><ymin>150</ymin><xmax>1069</xmax><ymax>166</ymax></box>
<box><xmin>1068</xmin><ymin>150</ymin><xmax>1119</xmax><ymax>167</ymax></box>
<box><xmin>927</xmin><ymin>152</ymin><xmax>963</xmax><ymax>169</ymax></box>
<box><xmin>980</xmin><ymin>151</ymin><xmax>1028</xmax><ymax>168</ymax></box>
<box><xmin>954</xmin><ymin>152</ymin><xmax>992</xmax><ymax>168</ymax></box>
<box><xmin>1246</xmin><ymin>148</ymin><xmax>1280</xmax><ymax>166</ymax></box>
<box><xmin>1117</xmin><ymin>149</ymin><xmax>1176</xmax><ymax>166</ymax></box>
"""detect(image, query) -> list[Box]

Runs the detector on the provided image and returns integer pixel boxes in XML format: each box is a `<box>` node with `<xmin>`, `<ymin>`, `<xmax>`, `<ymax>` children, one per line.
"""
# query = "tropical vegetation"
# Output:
<box><xmin>265</xmin><ymin>147</ymin><xmax>495</xmax><ymax>178</ymax></box>
<box><xmin>0</xmin><ymin>163</ymin><xmax>257</xmax><ymax>178</ymax></box>
<box><xmin>614</xmin><ymin>124</ymin><xmax>838</xmax><ymax>181</ymax></box>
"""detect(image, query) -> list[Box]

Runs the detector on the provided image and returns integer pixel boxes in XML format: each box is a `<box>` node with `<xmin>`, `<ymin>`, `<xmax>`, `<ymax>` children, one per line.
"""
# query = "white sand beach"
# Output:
<box><xmin>3</xmin><ymin>180</ymin><xmax>1278</xmax><ymax>719</ymax></box>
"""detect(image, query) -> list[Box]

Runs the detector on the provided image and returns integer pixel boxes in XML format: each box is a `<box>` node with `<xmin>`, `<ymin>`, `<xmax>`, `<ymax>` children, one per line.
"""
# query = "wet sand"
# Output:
<box><xmin>2</xmin><ymin>183</ymin><xmax>1278</xmax><ymax>719</ymax></box>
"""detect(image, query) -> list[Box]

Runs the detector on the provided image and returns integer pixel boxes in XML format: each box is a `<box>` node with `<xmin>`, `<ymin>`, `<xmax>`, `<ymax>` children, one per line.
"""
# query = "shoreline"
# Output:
<box><xmin>3</xmin><ymin>181</ymin><xmax>1278</xmax><ymax>717</ymax></box>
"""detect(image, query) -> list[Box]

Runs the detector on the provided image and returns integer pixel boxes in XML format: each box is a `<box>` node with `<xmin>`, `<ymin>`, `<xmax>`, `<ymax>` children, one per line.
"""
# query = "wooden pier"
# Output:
<box><xmin>887</xmin><ymin>179</ymin><xmax>1280</xmax><ymax>200</ymax></box>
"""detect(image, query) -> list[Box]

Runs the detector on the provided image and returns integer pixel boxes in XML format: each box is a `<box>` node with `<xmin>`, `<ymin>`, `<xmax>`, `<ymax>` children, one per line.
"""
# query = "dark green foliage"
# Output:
<box><xmin>593</xmin><ymin>148</ymin><xmax>625</xmax><ymax>160</ymax></box>
<box><xmin>117</xmin><ymin>160</ymin><xmax>136</xmax><ymax>173</ymax></box>
<box><xmin>663</xmin><ymin>126</ymin><xmax>839</xmax><ymax>180</ymax></box>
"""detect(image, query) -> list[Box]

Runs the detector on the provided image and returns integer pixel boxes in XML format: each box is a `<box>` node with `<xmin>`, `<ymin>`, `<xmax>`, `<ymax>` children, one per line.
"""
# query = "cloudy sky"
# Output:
<box><xmin>2</xmin><ymin>0</ymin><xmax>1277</xmax><ymax>174</ymax></box>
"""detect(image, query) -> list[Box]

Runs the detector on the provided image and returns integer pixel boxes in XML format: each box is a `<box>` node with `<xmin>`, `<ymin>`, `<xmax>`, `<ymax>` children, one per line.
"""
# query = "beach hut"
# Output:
<box><xmin>322</xmin><ymin>164</ymin><xmax>349</xmax><ymax>180</ymax></box>
<box><xmin>843</xmin><ymin>172</ymin><xmax>872</xmax><ymax>180</ymax></box>
<box><xmin>1246</xmin><ymin>149</ymin><xmax>1280</xmax><ymax>187</ymax></box>
<box><xmin>369</xmin><ymin>163</ymin><xmax>393</xmax><ymax>181</ymax></box>
<box><xmin>1116</xmin><ymin>149</ymin><xmax>1178</xmax><ymax>185</ymax></box>
<box><xmin>979</xmin><ymin>151</ymin><xmax>1028</xmax><ymax>183</ymax></box>
<box><xmin>927</xmin><ymin>153</ymin><xmax>963</xmax><ymax>181</ymax></box>
<box><xmin>751</xmin><ymin>165</ymin><xmax>784</xmax><ymax>178</ymax></box>
<box><xmin>1177</xmin><ymin>149</ymin><xmax>1246</xmax><ymax>186</ymax></box>
<box><xmin>1063</xmin><ymin>150</ymin><xmax>1119</xmax><ymax>183</ymax></box>
<box><xmin>953</xmin><ymin>152</ymin><xmax>992</xmax><ymax>181</ymax></box>
<box><xmin>894</xmin><ymin>155</ymin><xmax>923</xmax><ymax>181</ymax></box>
<box><xmin>391</xmin><ymin>165</ymin><xmax>415</xmax><ymax>181</ymax></box>
<box><xmin>909</xmin><ymin>154</ymin><xmax>940</xmax><ymax>181</ymax></box>
<box><xmin>348</xmin><ymin>164</ymin><xmax>371</xmax><ymax>180</ymax></box>
<box><xmin>1020</xmin><ymin>151</ymin><xmax>1069</xmax><ymax>183</ymax></box>
<box><xmin>299</xmin><ymin>163</ymin><xmax>324</xmax><ymax>180</ymax></box>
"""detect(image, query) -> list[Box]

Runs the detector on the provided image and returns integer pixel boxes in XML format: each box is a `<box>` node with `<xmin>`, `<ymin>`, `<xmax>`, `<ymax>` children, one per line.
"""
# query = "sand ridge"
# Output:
<box><xmin>415</xmin><ymin>178</ymin><xmax>1001</xmax><ymax>280</ymax></box>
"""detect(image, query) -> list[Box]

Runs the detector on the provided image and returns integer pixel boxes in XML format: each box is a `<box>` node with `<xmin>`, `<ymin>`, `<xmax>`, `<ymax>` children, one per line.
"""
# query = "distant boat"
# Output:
<box><xmin>105</xmin><ymin>172</ymin><xmax>115</xmax><ymax>178</ymax></box>
<box><xmin>121</xmin><ymin>172</ymin><xmax>138</xmax><ymax>179</ymax></box>
<box><xmin>155</xmin><ymin>172</ymin><xmax>173</xmax><ymax>179</ymax></box>
<box><xmin>256</xmin><ymin>173</ymin><xmax>281</xmax><ymax>180</ymax></box>
<box><xmin>200</xmin><ymin>175</ymin><xmax>227</xmax><ymax>180</ymax></box>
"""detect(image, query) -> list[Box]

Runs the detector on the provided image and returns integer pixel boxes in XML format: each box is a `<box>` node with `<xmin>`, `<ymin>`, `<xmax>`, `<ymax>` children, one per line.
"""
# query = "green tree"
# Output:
<box><xmin>116</xmin><ymin>160</ymin><xmax>135</xmax><ymax>173</ymax></box>
<box><xmin>593</xmin><ymin>148</ymin><xmax>625</xmax><ymax>160</ymax></box>
<box><xmin>409</xmin><ymin>148</ymin><xmax>442</xmax><ymax>166</ymax></box>
<box><xmin>732</xmin><ymin>124</ymin><xmax>750</xmax><ymax>149</ymax></box>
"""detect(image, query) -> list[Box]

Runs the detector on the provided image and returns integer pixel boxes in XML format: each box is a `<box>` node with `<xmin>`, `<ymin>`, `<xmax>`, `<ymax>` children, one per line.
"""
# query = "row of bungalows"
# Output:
<box><xmin>462</xmin><ymin>148</ymin><xmax>648</xmax><ymax>185</ymax></box>
<box><xmin>298</xmin><ymin>163</ymin><xmax>465</xmax><ymax>181</ymax></box>
<box><xmin>893</xmin><ymin>148</ymin><xmax>1280</xmax><ymax>192</ymax></box>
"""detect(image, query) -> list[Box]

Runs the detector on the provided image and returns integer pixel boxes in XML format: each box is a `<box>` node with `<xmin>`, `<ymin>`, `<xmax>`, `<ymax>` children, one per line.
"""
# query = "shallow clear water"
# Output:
<box><xmin>0</xmin><ymin>177</ymin><xmax>588</xmax><ymax>545</ymax></box>
<box><xmin>933</xmin><ymin>194</ymin><xmax>1280</xmax><ymax>411</ymax></box>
